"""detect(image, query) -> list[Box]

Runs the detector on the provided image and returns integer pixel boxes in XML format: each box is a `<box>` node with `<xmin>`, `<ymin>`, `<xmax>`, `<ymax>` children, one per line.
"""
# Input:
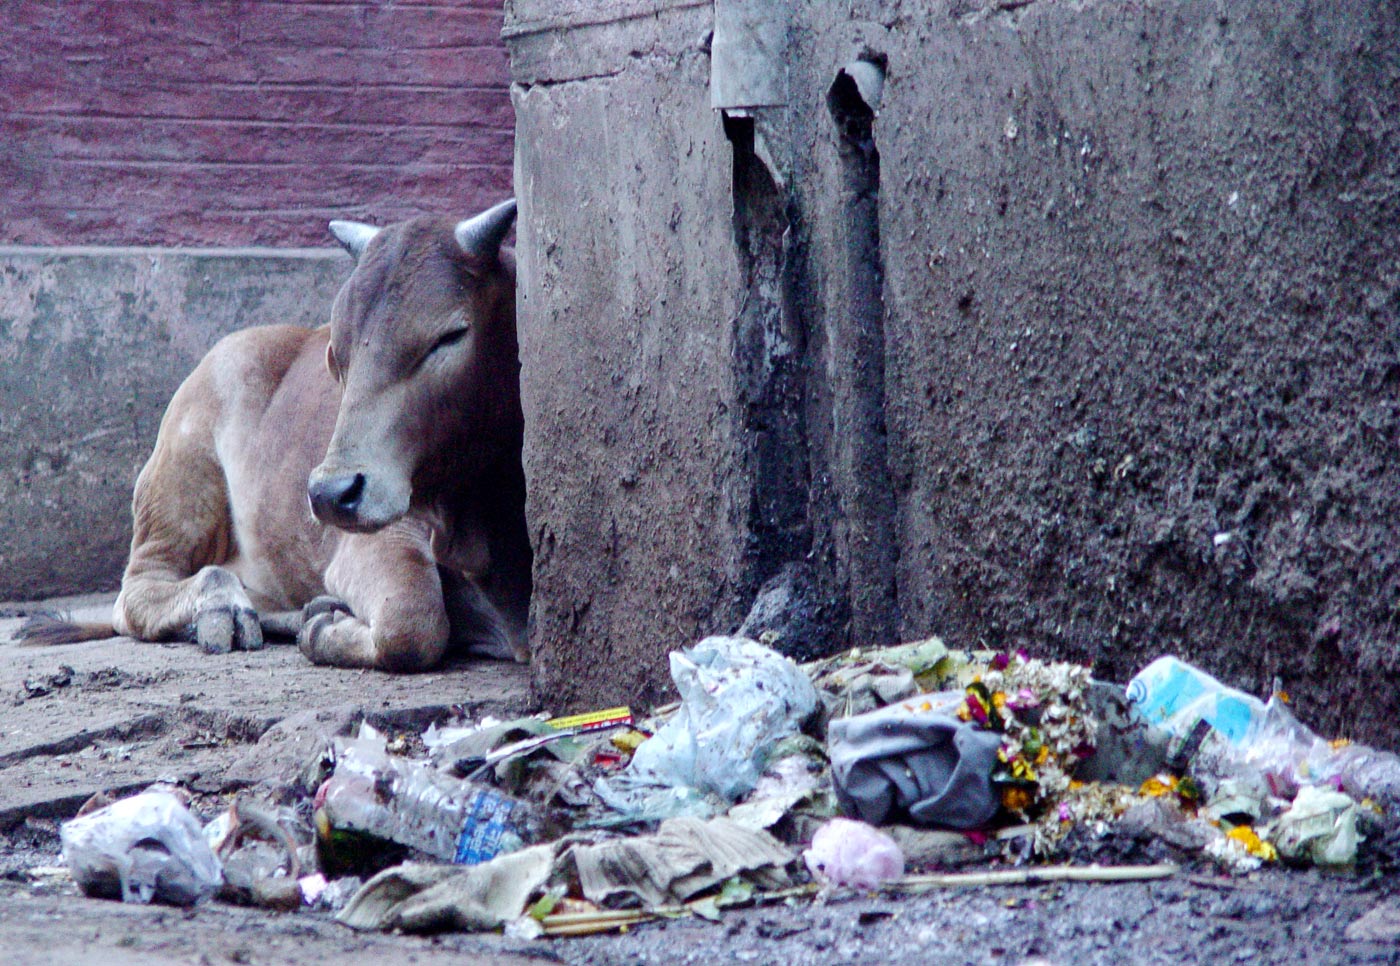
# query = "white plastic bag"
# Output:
<box><xmin>1274</xmin><ymin>784</ymin><xmax>1362</xmax><ymax>867</ymax></box>
<box><xmin>598</xmin><ymin>636</ymin><xmax>819</xmax><ymax>818</ymax></box>
<box><xmin>61</xmin><ymin>790</ymin><xmax>223</xmax><ymax>905</ymax></box>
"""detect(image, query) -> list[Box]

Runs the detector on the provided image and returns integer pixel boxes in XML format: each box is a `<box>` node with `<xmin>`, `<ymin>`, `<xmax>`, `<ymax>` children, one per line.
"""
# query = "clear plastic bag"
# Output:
<box><xmin>1234</xmin><ymin>698</ymin><xmax>1400</xmax><ymax>808</ymax></box>
<box><xmin>61</xmin><ymin>790</ymin><xmax>223</xmax><ymax>906</ymax></box>
<box><xmin>598</xmin><ymin>636</ymin><xmax>819</xmax><ymax>818</ymax></box>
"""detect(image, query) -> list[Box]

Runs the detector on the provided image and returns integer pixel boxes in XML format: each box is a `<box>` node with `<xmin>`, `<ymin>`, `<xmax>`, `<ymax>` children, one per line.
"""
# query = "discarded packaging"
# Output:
<box><xmin>1127</xmin><ymin>655</ymin><xmax>1266</xmax><ymax>744</ymax></box>
<box><xmin>339</xmin><ymin>846</ymin><xmax>558</xmax><ymax>933</ymax></box>
<box><xmin>1129</xmin><ymin>656</ymin><xmax>1400</xmax><ymax>810</ymax></box>
<box><xmin>317</xmin><ymin>726</ymin><xmax>544</xmax><ymax>868</ymax></box>
<box><xmin>598</xmin><ymin>636</ymin><xmax>819</xmax><ymax>819</ymax></box>
<box><xmin>1275</xmin><ymin>784</ymin><xmax>1362</xmax><ymax>867</ymax></box>
<box><xmin>1234</xmin><ymin>697</ymin><xmax>1400</xmax><ymax>809</ymax></box>
<box><xmin>803</xmin><ymin>818</ymin><xmax>905</xmax><ymax>889</ymax></box>
<box><xmin>828</xmin><ymin>692</ymin><xmax>1003</xmax><ymax>829</ymax></box>
<box><xmin>61</xmin><ymin>790</ymin><xmax>223</xmax><ymax>906</ymax></box>
<box><xmin>207</xmin><ymin>798</ymin><xmax>310</xmax><ymax>909</ymax></box>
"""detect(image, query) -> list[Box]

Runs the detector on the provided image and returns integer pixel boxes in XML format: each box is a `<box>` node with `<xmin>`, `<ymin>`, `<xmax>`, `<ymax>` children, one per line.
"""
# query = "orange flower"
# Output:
<box><xmin>1002</xmin><ymin>786</ymin><xmax>1034</xmax><ymax>812</ymax></box>
<box><xmin>1226</xmin><ymin>825</ymin><xmax>1278</xmax><ymax>861</ymax></box>
<box><xmin>1139</xmin><ymin>774</ymin><xmax>1176</xmax><ymax>798</ymax></box>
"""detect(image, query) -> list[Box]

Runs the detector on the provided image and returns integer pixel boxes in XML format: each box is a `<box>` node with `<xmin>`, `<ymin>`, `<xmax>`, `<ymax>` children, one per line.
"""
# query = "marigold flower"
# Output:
<box><xmin>1226</xmin><ymin>825</ymin><xmax>1278</xmax><ymax>861</ymax></box>
<box><xmin>1139</xmin><ymin>774</ymin><xmax>1176</xmax><ymax>798</ymax></box>
<box><xmin>1001</xmin><ymin>786</ymin><xmax>1034</xmax><ymax>812</ymax></box>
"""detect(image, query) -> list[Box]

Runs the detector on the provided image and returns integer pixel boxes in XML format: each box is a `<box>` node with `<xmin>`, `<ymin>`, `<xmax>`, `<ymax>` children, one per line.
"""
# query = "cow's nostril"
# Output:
<box><xmin>336</xmin><ymin>473</ymin><xmax>365</xmax><ymax>512</ymax></box>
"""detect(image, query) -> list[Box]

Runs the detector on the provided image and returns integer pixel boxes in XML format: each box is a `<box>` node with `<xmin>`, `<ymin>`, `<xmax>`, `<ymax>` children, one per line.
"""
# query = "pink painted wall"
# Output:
<box><xmin>2</xmin><ymin>1</ymin><xmax>514</xmax><ymax>246</ymax></box>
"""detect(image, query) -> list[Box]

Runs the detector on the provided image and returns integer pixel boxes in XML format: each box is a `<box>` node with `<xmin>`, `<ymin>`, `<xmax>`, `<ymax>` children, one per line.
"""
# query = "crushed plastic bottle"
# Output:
<box><xmin>315</xmin><ymin>726</ymin><xmax>544</xmax><ymax>867</ymax></box>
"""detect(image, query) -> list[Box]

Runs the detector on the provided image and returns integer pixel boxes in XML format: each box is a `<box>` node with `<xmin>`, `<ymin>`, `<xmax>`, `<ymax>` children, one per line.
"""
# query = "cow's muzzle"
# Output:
<box><xmin>309</xmin><ymin>469</ymin><xmax>397</xmax><ymax>533</ymax></box>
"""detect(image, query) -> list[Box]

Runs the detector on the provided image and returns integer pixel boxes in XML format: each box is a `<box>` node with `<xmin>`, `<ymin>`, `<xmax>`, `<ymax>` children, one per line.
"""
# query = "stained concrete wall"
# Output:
<box><xmin>0</xmin><ymin>247</ymin><xmax>349</xmax><ymax>600</ymax></box>
<box><xmin>509</xmin><ymin>1</ymin><xmax>748</xmax><ymax>709</ymax></box>
<box><xmin>507</xmin><ymin>0</ymin><xmax>1400</xmax><ymax>746</ymax></box>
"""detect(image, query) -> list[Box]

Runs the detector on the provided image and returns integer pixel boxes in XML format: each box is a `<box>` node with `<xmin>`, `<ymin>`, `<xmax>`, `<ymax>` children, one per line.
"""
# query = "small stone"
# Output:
<box><xmin>1345</xmin><ymin>899</ymin><xmax>1400</xmax><ymax>943</ymax></box>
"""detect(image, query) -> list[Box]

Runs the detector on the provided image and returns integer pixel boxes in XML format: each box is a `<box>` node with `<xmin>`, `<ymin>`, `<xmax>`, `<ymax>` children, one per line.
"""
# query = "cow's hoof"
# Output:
<box><xmin>303</xmin><ymin>595</ymin><xmax>353</xmax><ymax>622</ymax></box>
<box><xmin>298</xmin><ymin>609</ymin><xmax>346</xmax><ymax>664</ymax></box>
<box><xmin>195</xmin><ymin>605</ymin><xmax>264</xmax><ymax>654</ymax></box>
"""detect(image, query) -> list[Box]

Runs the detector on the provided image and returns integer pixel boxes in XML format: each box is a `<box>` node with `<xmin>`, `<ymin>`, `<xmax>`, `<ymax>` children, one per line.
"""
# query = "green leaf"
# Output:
<box><xmin>716</xmin><ymin>877</ymin><xmax>755</xmax><ymax>908</ymax></box>
<box><xmin>527</xmin><ymin>885</ymin><xmax>566</xmax><ymax>921</ymax></box>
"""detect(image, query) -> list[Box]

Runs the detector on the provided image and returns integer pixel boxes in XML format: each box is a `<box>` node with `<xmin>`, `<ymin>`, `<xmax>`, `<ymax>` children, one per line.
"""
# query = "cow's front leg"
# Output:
<box><xmin>117</xmin><ymin>565</ymin><xmax>263</xmax><ymax>654</ymax></box>
<box><xmin>297</xmin><ymin>526</ymin><xmax>449</xmax><ymax>671</ymax></box>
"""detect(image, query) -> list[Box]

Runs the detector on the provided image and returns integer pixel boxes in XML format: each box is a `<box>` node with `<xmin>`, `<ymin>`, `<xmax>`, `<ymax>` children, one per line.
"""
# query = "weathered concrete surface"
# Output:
<box><xmin>507</xmin><ymin>0</ymin><xmax>1400</xmax><ymax>746</ymax></box>
<box><xmin>0</xmin><ymin>594</ymin><xmax>533</xmax><ymax>829</ymax></box>
<box><xmin>0</xmin><ymin>247</ymin><xmax>349</xmax><ymax>600</ymax></box>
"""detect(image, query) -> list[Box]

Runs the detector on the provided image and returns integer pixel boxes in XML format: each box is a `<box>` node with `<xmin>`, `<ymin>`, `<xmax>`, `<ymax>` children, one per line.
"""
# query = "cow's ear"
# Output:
<box><xmin>454</xmin><ymin>199</ymin><xmax>517</xmax><ymax>265</ymax></box>
<box><xmin>329</xmin><ymin>220</ymin><xmax>381</xmax><ymax>260</ymax></box>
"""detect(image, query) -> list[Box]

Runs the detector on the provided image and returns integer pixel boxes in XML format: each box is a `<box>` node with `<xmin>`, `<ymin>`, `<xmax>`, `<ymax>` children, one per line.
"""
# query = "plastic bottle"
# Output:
<box><xmin>1125</xmin><ymin>656</ymin><xmax>1267</xmax><ymax>744</ymax></box>
<box><xmin>316</xmin><ymin>730</ymin><xmax>542</xmax><ymax>865</ymax></box>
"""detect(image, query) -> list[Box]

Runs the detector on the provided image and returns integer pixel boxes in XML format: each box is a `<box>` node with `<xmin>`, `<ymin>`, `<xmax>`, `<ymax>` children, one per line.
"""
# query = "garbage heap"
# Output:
<box><xmin>59</xmin><ymin>635</ymin><xmax>1400</xmax><ymax>935</ymax></box>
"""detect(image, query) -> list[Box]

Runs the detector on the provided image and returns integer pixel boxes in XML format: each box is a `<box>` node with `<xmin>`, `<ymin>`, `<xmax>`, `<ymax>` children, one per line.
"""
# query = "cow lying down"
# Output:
<box><xmin>21</xmin><ymin>200</ymin><xmax>531</xmax><ymax>671</ymax></box>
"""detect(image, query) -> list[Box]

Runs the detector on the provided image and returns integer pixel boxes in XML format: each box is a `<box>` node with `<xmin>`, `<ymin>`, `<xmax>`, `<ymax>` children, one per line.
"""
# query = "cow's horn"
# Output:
<box><xmin>454</xmin><ymin>199</ymin><xmax>517</xmax><ymax>259</ymax></box>
<box><xmin>329</xmin><ymin>220</ymin><xmax>381</xmax><ymax>259</ymax></box>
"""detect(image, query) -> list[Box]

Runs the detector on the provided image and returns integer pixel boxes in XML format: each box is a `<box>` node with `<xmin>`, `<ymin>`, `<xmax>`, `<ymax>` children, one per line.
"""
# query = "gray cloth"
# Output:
<box><xmin>828</xmin><ymin>704</ymin><xmax>1004</xmax><ymax>830</ymax></box>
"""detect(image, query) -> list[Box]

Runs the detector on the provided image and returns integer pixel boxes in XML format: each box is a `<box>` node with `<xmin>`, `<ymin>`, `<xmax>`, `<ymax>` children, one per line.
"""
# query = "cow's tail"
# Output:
<box><xmin>13</xmin><ymin>613</ymin><xmax>116</xmax><ymax>646</ymax></box>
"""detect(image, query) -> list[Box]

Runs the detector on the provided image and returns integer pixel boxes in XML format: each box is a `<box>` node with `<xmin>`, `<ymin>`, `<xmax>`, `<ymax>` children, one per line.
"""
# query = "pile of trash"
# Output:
<box><xmin>55</xmin><ymin>634</ymin><xmax>1400</xmax><ymax>936</ymax></box>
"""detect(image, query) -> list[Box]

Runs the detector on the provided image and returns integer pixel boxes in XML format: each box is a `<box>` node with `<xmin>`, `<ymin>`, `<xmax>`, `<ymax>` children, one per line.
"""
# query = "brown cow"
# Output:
<box><xmin>20</xmin><ymin>200</ymin><xmax>530</xmax><ymax>671</ymax></box>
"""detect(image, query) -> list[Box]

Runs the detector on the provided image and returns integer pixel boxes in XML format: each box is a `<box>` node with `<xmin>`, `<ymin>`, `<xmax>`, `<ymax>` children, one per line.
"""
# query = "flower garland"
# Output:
<box><xmin>955</xmin><ymin>651</ymin><xmax>1099</xmax><ymax>822</ymax></box>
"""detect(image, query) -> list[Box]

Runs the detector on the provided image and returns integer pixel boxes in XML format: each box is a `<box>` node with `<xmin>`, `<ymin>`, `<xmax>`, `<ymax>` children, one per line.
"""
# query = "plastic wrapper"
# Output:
<box><xmin>1184</xmin><ymin>695</ymin><xmax>1400</xmax><ymax>810</ymax></box>
<box><xmin>1128</xmin><ymin>656</ymin><xmax>1400</xmax><ymax>811</ymax></box>
<box><xmin>61</xmin><ymin>790</ymin><xmax>223</xmax><ymax>906</ymax></box>
<box><xmin>1274</xmin><ymin>784</ymin><xmax>1361</xmax><ymax>867</ymax></box>
<box><xmin>803</xmin><ymin>818</ymin><xmax>904</xmax><ymax>889</ymax></box>
<box><xmin>1126</xmin><ymin>656</ymin><xmax>1266</xmax><ymax>744</ymax></box>
<box><xmin>597</xmin><ymin>636</ymin><xmax>819</xmax><ymax>819</ymax></box>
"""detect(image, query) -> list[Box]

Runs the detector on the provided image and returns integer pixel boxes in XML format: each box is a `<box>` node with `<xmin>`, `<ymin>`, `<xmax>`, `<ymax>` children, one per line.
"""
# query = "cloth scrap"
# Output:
<box><xmin>566</xmin><ymin>816</ymin><xmax>794</xmax><ymax>909</ymax></box>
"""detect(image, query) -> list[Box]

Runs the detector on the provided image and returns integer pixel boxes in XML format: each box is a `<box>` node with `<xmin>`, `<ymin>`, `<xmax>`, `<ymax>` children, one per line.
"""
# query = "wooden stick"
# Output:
<box><xmin>541</xmin><ymin>910</ymin><xmax>654</xmax><ymax>936</ymax></box>
<box><xmin>543</xmin><ymin>909</ymin><xmax>658</xmax><ymax>925</ymax></box>
<box><xmin>891</xmin><ymin>862</ymin><xmax>1178</xmax><ymax>891</ymax></box>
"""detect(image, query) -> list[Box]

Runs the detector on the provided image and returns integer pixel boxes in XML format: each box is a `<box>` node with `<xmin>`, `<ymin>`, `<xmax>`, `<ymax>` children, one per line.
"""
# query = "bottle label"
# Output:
<box><xmin>454</xmin><ymin>789</ymin><xmax>519</xmax><ymax>865</ymax></box>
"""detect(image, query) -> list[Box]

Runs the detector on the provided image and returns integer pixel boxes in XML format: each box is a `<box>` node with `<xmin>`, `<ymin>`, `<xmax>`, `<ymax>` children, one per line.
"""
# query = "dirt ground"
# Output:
<box><xmin>2</xmin><ymin>596</ymin><xmax>1397</xmax><ymax>965</ymax></box>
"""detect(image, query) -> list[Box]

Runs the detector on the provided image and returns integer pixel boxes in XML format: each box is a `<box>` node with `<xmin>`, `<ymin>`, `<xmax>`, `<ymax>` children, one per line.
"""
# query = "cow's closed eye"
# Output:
<box><xmin>431</xmin><ymin>328</ymin><xmax>471</xmax><ymax>353</ymax></box>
